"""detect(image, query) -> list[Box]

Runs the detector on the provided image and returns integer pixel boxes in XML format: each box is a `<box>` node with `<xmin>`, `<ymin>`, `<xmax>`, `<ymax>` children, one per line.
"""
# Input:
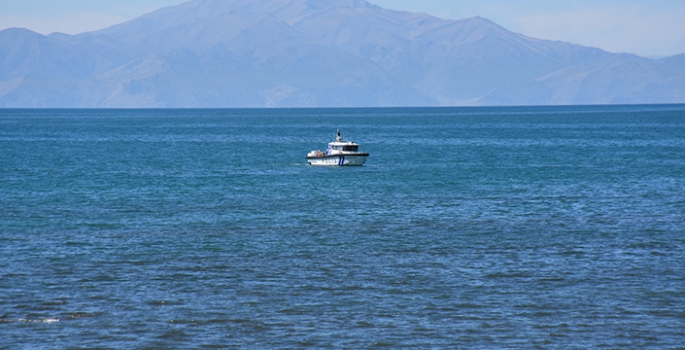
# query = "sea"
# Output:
<box><xmin>1</xmin><ymin>105</ymin><xmax>684</xmax><ymax>349</ymax></box>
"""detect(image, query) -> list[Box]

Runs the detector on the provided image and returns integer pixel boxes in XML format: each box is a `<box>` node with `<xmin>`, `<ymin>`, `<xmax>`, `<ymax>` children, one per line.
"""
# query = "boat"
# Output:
<box><xmin>307</xmin><ymin>129</ymin><xmax>369</xmax><ymax>166</ymax></box>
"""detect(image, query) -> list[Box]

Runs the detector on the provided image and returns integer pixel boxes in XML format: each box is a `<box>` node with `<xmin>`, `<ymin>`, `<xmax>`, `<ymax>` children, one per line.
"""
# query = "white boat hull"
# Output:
<box><xmin>307</xmin><ymin>154</ymin><xmax>368</xmax><ymax>166</ymax></box>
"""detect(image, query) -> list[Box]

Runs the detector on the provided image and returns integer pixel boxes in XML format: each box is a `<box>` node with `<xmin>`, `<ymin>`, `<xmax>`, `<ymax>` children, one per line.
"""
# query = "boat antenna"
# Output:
<box><xmin>336</xmin><ymin>128</ymin><xmax>342</xmax><ymax>142</ymax></box>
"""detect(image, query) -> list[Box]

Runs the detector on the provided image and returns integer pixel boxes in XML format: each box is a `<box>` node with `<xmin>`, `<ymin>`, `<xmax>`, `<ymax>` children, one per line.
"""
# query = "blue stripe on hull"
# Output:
<box><xmin>306</xmin><ymin>154</ymin><xmax>367</xmax><ymax>166</ymax></box>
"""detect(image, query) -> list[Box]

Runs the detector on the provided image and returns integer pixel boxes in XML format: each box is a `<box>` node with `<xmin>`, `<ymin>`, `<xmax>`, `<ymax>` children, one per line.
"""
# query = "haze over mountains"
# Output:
<box><xmin>1</xmin><ymin>0</ymin><xmax>684</xmax><ymax>107</ymax></box>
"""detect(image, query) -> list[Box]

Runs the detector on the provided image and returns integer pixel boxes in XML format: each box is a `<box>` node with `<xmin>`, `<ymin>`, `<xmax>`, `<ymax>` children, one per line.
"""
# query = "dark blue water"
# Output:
<box><xmin>1</xmin><ymin>106</ymin><xmax>684</xmax><ymax>349</ymax></box>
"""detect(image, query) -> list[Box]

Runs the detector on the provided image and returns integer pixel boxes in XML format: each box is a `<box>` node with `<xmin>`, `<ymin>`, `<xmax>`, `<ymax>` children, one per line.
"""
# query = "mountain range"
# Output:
<box><xmin>1</xmin><ymin>0</ymin><xmax>684</xmax><ymax>107</ymax></box>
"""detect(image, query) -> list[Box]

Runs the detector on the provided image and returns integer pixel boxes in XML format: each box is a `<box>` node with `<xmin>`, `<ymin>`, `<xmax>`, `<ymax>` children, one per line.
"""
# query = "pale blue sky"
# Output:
<box><xmin>1</xmin><ymin>0</ymin><xmax>683</xmax><ymax>57</ymax></box>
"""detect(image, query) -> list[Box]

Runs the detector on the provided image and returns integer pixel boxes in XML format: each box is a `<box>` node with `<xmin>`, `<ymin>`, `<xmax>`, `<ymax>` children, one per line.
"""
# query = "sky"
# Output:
<box><xmin>1</xmin><ymin>0</ymin><xmax>684</xmax><ymax>58</ymax></box>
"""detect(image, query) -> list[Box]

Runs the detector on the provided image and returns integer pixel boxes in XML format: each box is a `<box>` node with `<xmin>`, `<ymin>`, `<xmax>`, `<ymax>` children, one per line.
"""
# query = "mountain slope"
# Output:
<box><xmin>479</xmin><ymin>54</ymin><xmax>685</xmax><ymax>105</ymax></box>
<box><xmin>0</xmin><ymin>0</ymin><xmax>682</xmax><ymax>107</ymax></box>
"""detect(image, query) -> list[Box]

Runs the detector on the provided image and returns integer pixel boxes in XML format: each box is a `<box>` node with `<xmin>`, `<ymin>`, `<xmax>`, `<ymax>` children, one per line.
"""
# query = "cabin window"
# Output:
<box><xmin>343</xmin><ymin>145</ymin><xmax>358</xmax><ymax>152</ymax></box>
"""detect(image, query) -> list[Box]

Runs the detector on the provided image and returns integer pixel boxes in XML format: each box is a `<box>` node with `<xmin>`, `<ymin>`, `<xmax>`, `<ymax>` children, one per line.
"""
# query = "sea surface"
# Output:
<box><xmin>1</xmin><ymin>106</ymin><xmax>684</xmax><ymax>349</ymax></box>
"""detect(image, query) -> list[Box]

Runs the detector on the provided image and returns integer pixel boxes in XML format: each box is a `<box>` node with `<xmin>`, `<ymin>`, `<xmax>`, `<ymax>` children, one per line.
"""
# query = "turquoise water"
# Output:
<box><xmin>1</xmin><ymin>106</ymin><xmax>684</xmax><ymax>348</ymax></box>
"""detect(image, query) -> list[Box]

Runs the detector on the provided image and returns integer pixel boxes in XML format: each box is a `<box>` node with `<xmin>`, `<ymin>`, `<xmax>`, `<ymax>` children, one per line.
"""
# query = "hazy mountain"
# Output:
<box><xmin>478</xmin><ymin>53</ymin><xmax>685</xmax><ymax>105</ymax></box>
<box><xmin>1</xmin><ymin>0</ymin><xmax>683</xmax><ymax>107</ymax></box>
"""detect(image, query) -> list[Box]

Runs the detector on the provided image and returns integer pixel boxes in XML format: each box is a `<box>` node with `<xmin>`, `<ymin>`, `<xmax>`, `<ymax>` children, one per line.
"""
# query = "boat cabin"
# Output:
<box><xmin>326</xmin><ymin>142</ymin><xmax>360</xmax><ymax>154</ymax></box>
<box><xmin>327</xmin><ymin>143</ymin><xmax>359</xmax><ymax>152</ymax></box>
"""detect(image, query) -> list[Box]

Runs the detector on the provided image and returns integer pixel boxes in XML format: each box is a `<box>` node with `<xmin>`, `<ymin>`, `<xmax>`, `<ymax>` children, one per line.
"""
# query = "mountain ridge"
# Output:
<box><xmin>1</xmin><ymin>0</ymin><xmax>683</xmax><ymax>107</ymax></box>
